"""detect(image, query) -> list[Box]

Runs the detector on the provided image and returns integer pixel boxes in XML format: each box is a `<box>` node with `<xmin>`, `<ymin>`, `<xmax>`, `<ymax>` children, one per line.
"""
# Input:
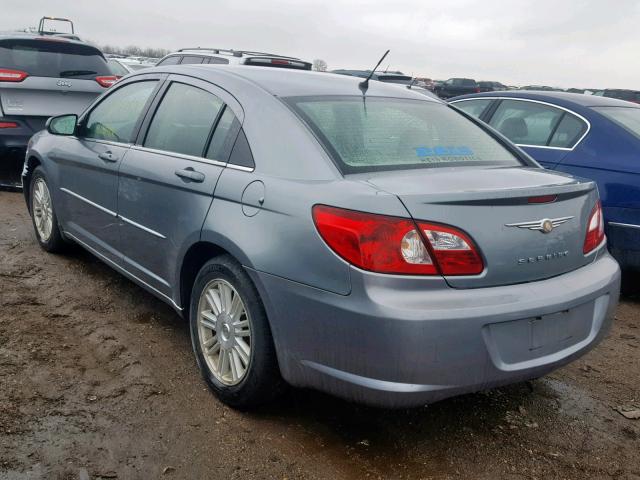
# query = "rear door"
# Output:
<box><xmin>117</xmin><ymin>75</ymin><xmax>243</xmax><ymax>298</ymax></box>
<box><xmin>0</xmin><ymin>38</ymin><xmax>113</xmax><ymax>121</ymax></box>
<box><xmin>486</xmin><ymin>99</ymin><xmax>588</xmax><ymax>168</ymax></box>
<box><xmin>56</xmin><ymin>75</ymin><xmax>162</xmax><ymax>264</ymax></box>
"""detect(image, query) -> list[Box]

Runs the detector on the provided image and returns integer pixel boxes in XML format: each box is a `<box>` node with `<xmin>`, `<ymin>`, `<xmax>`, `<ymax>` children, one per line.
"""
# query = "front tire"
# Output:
<box><xmin>189</xmin><ymin>255</ymin><xmax>284</xmax><ymax>409</ymax></box>
<box><xmin>29</xmin><ymin>167</ymin><xmax>67</xmax><ymax>253</ymax></box>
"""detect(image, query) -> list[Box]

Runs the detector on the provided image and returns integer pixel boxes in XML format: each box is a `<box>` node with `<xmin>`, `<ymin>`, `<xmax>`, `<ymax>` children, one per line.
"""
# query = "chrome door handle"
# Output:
<box><xmin>175</xmin><ymin>168</ymin><xmax>205</xmax><ymax>183</ymax></box>
<box><xmin>98</xmin><ymin>151</ymin><xmax>118</xmax><ymax>162</ymax></box>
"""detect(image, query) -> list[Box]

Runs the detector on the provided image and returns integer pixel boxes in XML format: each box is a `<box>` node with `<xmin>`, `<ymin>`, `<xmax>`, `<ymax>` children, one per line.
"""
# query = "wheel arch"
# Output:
<box><xmin>22</xmin><ymin>154</ymin><xmax>43</xmax><ymax>211</ymax></box>
<box><xmin>178</xmin><ymin>237</ymin><xmax>255</xmax><ymax>319</ymax></box>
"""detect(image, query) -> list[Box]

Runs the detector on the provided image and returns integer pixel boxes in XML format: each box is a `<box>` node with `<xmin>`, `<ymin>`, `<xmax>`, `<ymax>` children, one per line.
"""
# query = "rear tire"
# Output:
<box><xmin>189</xmin><ymin>255</ymin><xmax>284</xmax><ymax>409</ymax></box>
<box><xmin>29</xmin><ymin>167</ymin><xmax>67</xmax><ymax>253</ymax></box>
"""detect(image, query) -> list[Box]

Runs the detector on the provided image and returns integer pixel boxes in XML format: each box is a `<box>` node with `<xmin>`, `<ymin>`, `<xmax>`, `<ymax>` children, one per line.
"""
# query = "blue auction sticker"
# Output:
<box><xmin>415</xmin><ymin>146</ymin><xmax>474</xmax><ymax>157</ymax></box>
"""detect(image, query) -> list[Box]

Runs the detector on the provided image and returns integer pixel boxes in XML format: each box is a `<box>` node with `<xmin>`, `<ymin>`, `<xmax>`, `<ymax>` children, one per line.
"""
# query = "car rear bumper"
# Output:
<box><xmin>249</xmin><ymin>250</ymin><xmax>620</xmax><ymax>407</ymax></box>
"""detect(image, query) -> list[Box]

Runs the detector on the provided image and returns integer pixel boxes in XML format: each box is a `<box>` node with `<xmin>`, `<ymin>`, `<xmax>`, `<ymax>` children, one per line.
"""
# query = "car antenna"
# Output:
<box><xmin>407</xmin><ymin>73</ymin><xmax>417</xmax><ymax>90</ymax></box>
<box><xmin>359</xmin><ymin>49</ymin><xmax>390</xmax><ymax>96</ymax></box>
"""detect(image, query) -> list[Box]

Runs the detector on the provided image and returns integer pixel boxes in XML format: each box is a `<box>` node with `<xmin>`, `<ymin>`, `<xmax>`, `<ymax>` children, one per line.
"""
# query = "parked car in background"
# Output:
<box><xmin>433</xmin><ymin>78</ymin><xmax>479</xmax><ymax>98</ymax></box>
<box><xmin>107</xmin><ymin>58</ymin><xmax>134</xmax><ymax>78</ymax></box>
<box><xmin>157</xmin><ymin>48</ymin><xmax>312</xmax><ymax>70</ymax></box>
<box><xmin>478</xmin><ymin>81</ymin><xmax>508</xmax><ymax>92</ymax></box>
<box><xmin>602</xmin><ymin>89</ymin><xmax>640</xmax><ymax>104</ymax></box>
<box><xmin>0</xmin><ymin>31</ymin><xmax>116</xmax><ymax>187</ymax></box>
<box><xmin>450</xmin><ymin>91</ymin><xmax>640</xmax><ymax>271</ymax></box>
<box><xmin>23</xmin><ymin>65</ymin><xmax>619</xmax><ymax>409</ymax></box>
<box><xmin>519</xmin><ymin>85</ymin><xmax>563</xmax><ymax>92</ymax></box>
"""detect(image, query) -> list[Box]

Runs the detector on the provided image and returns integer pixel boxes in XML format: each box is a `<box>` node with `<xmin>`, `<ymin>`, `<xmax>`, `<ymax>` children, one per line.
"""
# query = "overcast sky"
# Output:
<box><xmin>4</xmin><ymin>0</ymin><xmax>640</xmax><ymax>88</ymax></box>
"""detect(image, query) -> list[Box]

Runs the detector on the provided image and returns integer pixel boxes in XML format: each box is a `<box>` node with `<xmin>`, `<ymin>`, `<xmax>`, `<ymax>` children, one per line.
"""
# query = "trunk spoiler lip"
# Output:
<box><xmin>358</xmin><ymin>178</ymin><xmax>596</xmax><ymax>204</ymax></box>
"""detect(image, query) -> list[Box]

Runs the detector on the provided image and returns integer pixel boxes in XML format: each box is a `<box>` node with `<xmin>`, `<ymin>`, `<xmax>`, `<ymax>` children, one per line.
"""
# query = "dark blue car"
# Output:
<box><xmin>450</xmin><ymin>91</ymin><xmax>640</xmax><ymax>271</ymax></box>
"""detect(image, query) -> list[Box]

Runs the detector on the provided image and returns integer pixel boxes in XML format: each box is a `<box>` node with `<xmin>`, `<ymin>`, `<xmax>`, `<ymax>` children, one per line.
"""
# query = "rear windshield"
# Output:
<box><xmin>593</xmin><ymin>106</ymin><xmax>640</xmax><ymax>138</ymax></box>
<box><xmin>377</xmin><ymin>75</ymin><xmax>412</xmax><ymax>84</ymax></box>
<box><xmin>286</xmin><ymin>96</ymin><xmax>522</xmax><ymax>173</ymax></box>
<box><xmin>603</xmin><ymin>90</ymin><xmax>640</xmax><ymax>102</ymax></box>
<box><xmin>0</xmin><ymin>39</ymin><xmax>111</xmax><ymax>79</ymax></box>
<box><xmin>452</xmin><ymin>79</ymin><xmax>477</xmax><ymax>87</ymax></box>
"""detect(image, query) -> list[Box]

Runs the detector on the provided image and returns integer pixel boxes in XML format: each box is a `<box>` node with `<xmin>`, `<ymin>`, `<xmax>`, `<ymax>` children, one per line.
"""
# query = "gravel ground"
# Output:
<box><xmin>0</xmin><ymin>189</ymin><xmax>639</xmax><ymax>480</ymax></box>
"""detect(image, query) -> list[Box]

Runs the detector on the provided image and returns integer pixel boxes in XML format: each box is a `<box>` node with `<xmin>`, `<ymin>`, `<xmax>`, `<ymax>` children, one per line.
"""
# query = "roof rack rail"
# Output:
<box><xmin>38</xmin><ymin>16</ymin><xmax>74</xmax><ymax>35</ymax></box>
<box><xmin>176</xmin><ymin>47</ymin><xmax>300</xmax><ymax>60</ymax></box>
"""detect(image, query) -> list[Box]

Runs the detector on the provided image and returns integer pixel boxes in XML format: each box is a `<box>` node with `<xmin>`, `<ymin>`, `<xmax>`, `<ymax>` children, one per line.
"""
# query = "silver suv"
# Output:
<box><xmin>0</xmin><ymin>32</ymin><xmax>116</xmax><ymax>187</ymax></box>
<box><xmin>156</xmin><ymin>47</ymin><xmax>312</xmax><ymax>70</ymax></box>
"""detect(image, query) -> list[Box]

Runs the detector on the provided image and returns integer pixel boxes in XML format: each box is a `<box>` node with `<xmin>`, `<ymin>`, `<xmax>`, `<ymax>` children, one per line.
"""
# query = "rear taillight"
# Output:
<box><xmin>417</xmin><ymin>222</ymin><xmax>484</xmax><ymax>275</ymax></box>
<box><xmin>583</xmin><ymin>201</ymin><xmax>605</xmax><ymax>254</ymax></box>
<box><xmin>95</xmin><ymin>76</ymin><xmax>118</xmax><ymax>88</ymax></box>
<box><xmin>475</xmin><ymin>87</ymin><xmax>481</xmax><ymax>93</ymax></box>
<box><xmin>312</xmin><ymin>205</ymin><xmax>484</xmax><ymax>276</ymax></box>
<box><xmin>0</xmin><ymin>121</ymin><xmax>19</xmax><ymax>129</ymax></box>
<box><xmin>0</xmin><ymin>69</ymin><xmax>28</xmax><ymax>82</ymax></box>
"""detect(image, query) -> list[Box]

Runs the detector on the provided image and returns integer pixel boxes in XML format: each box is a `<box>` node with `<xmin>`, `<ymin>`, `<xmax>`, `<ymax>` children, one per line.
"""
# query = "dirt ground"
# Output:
<box><xmin>0</xmin><ymin>189</ymin><xmax>638</xmax><ymax>480</ymax></box>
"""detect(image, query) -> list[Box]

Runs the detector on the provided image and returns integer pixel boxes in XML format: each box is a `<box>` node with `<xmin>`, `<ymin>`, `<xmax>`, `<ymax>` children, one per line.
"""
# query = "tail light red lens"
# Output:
<box><xmin>0</xmin><ymin>69</ymin><xmax>28</xmax><ymax>82</ymax></box>
<box><xmin>312</xmin><ymin>205</ymin><xmax>484</xmax><ymax>276</ymax></box>
<box><xmin>583</xmin><ymin>201</ymin><xmax>605</xmax><ymax>254</ymax></box>
<box><xmin>95</xmin><ymin>76</ymin><xmax>118</xmax><ymax>88</ymax></box>
<box><xmin>0</xmin><ymin>121</ymin><xmax>19</xmax><ymax>129</ymax></box>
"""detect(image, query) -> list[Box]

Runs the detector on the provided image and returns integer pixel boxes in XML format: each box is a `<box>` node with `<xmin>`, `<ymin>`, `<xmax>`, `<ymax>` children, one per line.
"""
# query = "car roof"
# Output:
<box><xmin>138</xmin><ymin>64</ymin><xmax>442</xmax><ymax>101</ymax></box>
<box><xmin>0</xmin><ymin>31</ymin><xmax>98</xmax><ymax>49</ymax></box>
<box><xmin>450</xmin><ymin>90</ymin><xmax>639</xmax><ymax>108</ymax></box>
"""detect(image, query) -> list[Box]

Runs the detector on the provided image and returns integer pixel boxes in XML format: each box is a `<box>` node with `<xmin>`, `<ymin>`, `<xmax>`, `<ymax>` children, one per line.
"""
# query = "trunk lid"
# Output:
<box><xmin>356</xmin><ymin>166</ymin><xmax>598</xmax><ymax>288</ymax></box>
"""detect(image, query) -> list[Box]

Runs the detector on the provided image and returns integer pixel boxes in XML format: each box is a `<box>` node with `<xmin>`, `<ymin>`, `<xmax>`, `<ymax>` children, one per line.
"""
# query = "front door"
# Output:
<box><xmin>57</xmin><ymin>78</ymin><xmax>161</xmax><ymax>264</ymax></box>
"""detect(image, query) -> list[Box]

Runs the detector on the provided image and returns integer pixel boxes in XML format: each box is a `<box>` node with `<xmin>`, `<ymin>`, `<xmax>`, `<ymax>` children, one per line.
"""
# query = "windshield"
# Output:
<box><xmin>0</xmin><ymin>39</ymin><xmax>111</xmax><ymax>79</ymax></box>
<box><xmin>593</xmin><ymin>106</ymin><xmax>640</xmax><ymax>138</ymax></box>
<box><xmin>287</xmin><ymin>96</ymin><xmax>523</xmax><ymax>173</ymax></box>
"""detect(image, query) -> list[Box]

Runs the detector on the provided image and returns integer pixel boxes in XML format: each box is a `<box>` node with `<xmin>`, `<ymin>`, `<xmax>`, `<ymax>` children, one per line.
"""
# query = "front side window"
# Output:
<box><xmin>287</xmin><ymin>96</ymin><xmax>522</xmax><ymax>173</ymax></box>
<box><xmin>489</xmin><ymin>100</ymin><xmax>564</xmax><ymax>146</ymax></box>
<box><xmin>453</xmin><ymin>99</ymin><xmax>493</xmax><ymax>119</ymax></box>
<box><xmin>84</xmin><ymin>80</ymin><xmax>157</xmax><ymax>142</ymax></box>
<box><xmin>593</xmin><ymin>106</ymin><xmax>640</xmax><ymax>139</ymax></box>
<box><xmin>144</xmin><ymin>82</ymin><xmax>223</xmax><ymax>157</ymax></box>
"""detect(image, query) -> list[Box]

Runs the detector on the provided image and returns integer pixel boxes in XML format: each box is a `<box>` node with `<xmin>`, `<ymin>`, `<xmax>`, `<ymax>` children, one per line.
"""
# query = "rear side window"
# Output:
<box><xmin>0</xmin><ymin>39</ymin><xmax>111</xmax><ymax>79</ymax></box>
<box><xmin>84</xmin><ymin>80</ymin><xmax>158</xmax><ymax>143</ymax></box>
<box><xmin>206</xmin><ymin>107</ymin><xmax>240</xmax><ymax>162</ymax></box>
<box><xmin>453</xmin><ymin>99</ymin><xmax>492</xmax><ymax>119</ymax></box>
<box><xmin>593</xmin><ymin>106</ymin><xmax>640</xmax><ymax>139</ymax></box>
<box><xmin>287</xmin><ymin>96</ymin><xmax>521</xmax><ymax>173</ymax></box>
<box><xmin>228</xmin><ymin>130</ymin><xmax>255</xmax><ymax>169</ymax></box>
<box><xmin>180</xmin><ymin>55</ymin><xmax>204</xmax><ymax>64</ymax></box>
<box><xmin>157</xmin><ymin>56</ymin><xmax>180</xmax><ymax>66</ymax></box>
<box><xmin>549</xmin><ymin>114</ymin><xmax>587</xmax><ymax>148</ymax></box>
<box><xmin>144</xmin><ymin>82</ymin><xmax>223</xmax><ymax>157</ymax></box>
<box><xmin>207</xmin><ymin>57</ymin><xmax>230</xmax><ymax>65</ymax></box>
<box><xmin>489</xmin><ymin>100</ymin><xmax>563</xmax><ymax>146</ymax></box>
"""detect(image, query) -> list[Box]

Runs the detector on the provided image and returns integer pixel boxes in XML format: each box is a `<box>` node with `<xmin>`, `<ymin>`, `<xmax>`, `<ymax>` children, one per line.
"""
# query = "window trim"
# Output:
<box><xmin>450</xmin><ymin>97</ymin><xmax>591</xmax><ymax>151</ymax></box>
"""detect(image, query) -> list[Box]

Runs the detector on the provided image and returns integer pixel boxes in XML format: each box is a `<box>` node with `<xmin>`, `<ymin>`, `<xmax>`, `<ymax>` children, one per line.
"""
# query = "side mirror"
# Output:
<box><xmin>46</xmin><ymin>114</ymin><xmax>78</xmax><ymax>136</ymax></box>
